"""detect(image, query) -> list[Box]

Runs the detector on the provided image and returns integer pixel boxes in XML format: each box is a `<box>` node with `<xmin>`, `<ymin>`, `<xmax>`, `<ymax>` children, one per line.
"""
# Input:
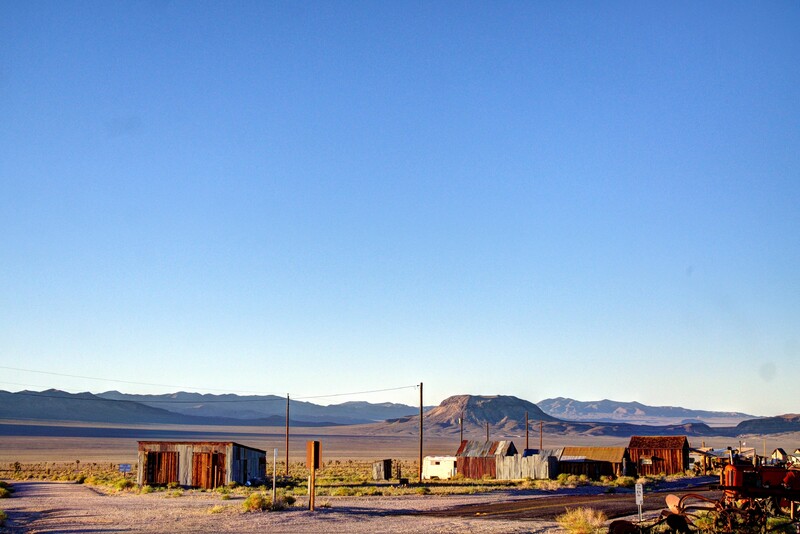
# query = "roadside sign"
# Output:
<box><xmin>635</xmin><ymin>482</ymin><xmax>643</xmax><ymax>522</ymax></box>
<box><xmin>119</xmin><ymin>464</ymin><xmax>131</xmax><ymax>473</ymax></box>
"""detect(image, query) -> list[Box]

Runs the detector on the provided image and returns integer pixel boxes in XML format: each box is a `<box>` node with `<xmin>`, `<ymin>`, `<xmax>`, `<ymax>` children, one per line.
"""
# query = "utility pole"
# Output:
<box><xmin>486</xmin><ymin>422</ymin><xmax>489</xmax><ymax>442</ymax></box>
<box><xmin>285</xmin><ymin>394</ymin><xmax>290</xmax><ymax>477</ymax></box>
<box><xmin>525</xmin><ymin>411</ymin><xmax>529</xmax><ymax>450</ymax></box>
<box><xmin>418</xmin><ymin>382</ymin><xmax>423</xmax><ymax>484</ymax></box>
<box><xmin>459</xmin><ymin>411</ymin><xmax>464</xmax><ymax>445</ymax></box>
<box><xmin>539</xmin><ymin>421</ymin><xmax>543</xmax><ymax>450</ymax></box>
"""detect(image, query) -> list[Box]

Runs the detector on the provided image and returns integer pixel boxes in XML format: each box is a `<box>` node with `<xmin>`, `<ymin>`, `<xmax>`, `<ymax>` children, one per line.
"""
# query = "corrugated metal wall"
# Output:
<box><xmin>458</xmin><ymin>457</ymin><xmax>497</xmax><ymax>479</ymax></box>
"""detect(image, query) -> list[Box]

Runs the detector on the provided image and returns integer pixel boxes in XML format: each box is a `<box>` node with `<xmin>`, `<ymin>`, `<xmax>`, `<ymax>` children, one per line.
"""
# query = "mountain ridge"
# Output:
<box><xmin>537</xmin><ymin>396</ymin><xmax>758</xmax><ymax>426</ymax></box>
<box><xmin>3</xmin><ymin>390</ymin><xmax>797</xmax><ymax>438</ymax></box>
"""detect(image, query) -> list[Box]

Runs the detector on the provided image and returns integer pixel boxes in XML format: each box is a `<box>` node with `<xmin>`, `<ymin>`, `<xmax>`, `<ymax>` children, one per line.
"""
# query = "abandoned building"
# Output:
<box><xmin>558</xmin><ymin>446</ymin><xmax>633</xmax><ymax>478</ymax></box>
<box><xmin>137</xmin><ymin>441</ymin><xmax>266</xmax><ymax>489</ymax></box>
<box><xmin>455</xmin><ymin>440</ymin><xmax>517</xmax><ymax>479</ymax></box>
<box><xmin>628</xmin><ymin>435</ymin><xmax>690</xmax><ymax>476</ymax></box>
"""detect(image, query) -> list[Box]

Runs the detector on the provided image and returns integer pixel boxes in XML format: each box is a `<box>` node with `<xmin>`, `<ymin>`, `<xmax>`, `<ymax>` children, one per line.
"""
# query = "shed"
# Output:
<box><xmin>628</xmin><ymin>436</ymin><xmax>689</xmax><ymax>476</ymax></box>
<box><xmin>456</xmin><ymin>440</ymin><xmax>517</xmax><ymax>479</ymax></box>
<box><xmin>372</xmin><ymin>459</ymin><xmax>393</xmax><ymax>481</ymax></box>
<box><xmin>559</xmin><ymin>447</ymin><xmax>632</xmax><ymax>478</ymax></box>
<box><xmin>137</xmin><ymin>441</ymin><xmax>266</xmax><ymax>489</ymax></box>
<box><xmin>422</xmin><ymin>456</ymin><xmax>457</xmax><ymax>480</ymax></box>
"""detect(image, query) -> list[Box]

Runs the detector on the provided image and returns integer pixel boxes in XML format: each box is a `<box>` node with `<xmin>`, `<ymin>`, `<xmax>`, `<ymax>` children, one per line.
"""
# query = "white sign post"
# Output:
<box><xmin>635</xmin><ymin>482</ymin><xmax>644</xmax><ymax>522</ymax></box>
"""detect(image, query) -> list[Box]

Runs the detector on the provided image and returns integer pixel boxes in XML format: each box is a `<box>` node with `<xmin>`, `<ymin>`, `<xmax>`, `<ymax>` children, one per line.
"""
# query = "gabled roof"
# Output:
<box><xmin>456</xmin><ymin>440</ymin><xmax>517</xmax><ymax>457</ymax></box>
<box><xmin>561</xmin><ymin>447</ymin><xmax>627</xmax><ymax>463</ymax></box>
<box><xmin>628</xmin><ymin>436</ymin><xmax>688</xmax><ymax>449</ymax></box>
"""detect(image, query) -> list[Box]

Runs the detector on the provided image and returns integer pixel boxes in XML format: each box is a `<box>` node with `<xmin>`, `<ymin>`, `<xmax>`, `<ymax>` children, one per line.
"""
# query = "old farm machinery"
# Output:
<box><xmin>609</xmin><ymin>459</ymin><xmax>800</xmax><ymax>533</ymax></box>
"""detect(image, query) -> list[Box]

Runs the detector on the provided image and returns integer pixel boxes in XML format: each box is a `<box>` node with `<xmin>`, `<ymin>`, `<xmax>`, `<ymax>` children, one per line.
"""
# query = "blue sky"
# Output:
<box><xmin>1</xmin><ymin>1</ymin><xmax>798</xmax><ymax>416</ymax></box>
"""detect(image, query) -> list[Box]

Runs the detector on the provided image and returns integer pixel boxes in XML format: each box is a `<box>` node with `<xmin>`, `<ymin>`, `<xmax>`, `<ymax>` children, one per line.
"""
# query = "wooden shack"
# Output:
<box><xmin>628</xmin><ymin>436</ymin><xmax>689</xmax><ymax>476</ymax></box>
<box><xmin>372</xmin><ymin>459</ymin><xmax>393</xmax><ymax>481</ymax></box>
<box><xmin>456</xmin><ymin>440</ymin><xmax>517</xmax><ymax>479</ymax></box>
<box><xmin>558</xmin><ymin>447</ymin><xmax>632</xmax><ymax>479</ymax></box>
<box><xmin>137</xmin><ymin>441</ymin><xmax>266</xmax><ymax>489</ymax></box>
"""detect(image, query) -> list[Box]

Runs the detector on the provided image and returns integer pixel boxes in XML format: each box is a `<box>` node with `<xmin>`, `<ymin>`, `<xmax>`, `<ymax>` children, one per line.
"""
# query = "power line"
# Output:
<box><xmin>0</xmin><ymin>365</ymin><xmax>279</xmax><ymax>396</ymax></box>
<box><xmin>3</xmin><ymin>386</ymin><xmax>419</xmax><ymax>404</ymax></box>
<box><xmin>294</xmin><ymin>385</ymin><xmax>419</xmax><ymax>401</ymax></box>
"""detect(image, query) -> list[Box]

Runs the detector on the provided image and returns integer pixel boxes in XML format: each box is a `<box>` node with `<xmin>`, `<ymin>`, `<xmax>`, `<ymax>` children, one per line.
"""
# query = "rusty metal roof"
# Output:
<box><xmin>137</xmin><ymin>441</ymin><xmax>266</xmax><ymax>454</ymax></box>
<box><xmin>560</xmin><ymin>447</ymin><xmax>627</xmax><ymax>463</ymax></box>
<box><xmin>628</xmin><ymin>436</ymin><xmax>688</xmax><ymax>449</ymax></box>
<box><xmin>456</xmin><ymin>440</ymin><xmax>517</xmax><ymax>457</ymax></box>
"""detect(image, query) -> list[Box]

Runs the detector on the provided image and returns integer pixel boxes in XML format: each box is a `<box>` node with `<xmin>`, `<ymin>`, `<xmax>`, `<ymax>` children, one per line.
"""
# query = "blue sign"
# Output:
<box><xmin>119</xmin><ymin>463</ymin><xmax>132</xmax><ymax>473</ymax></box>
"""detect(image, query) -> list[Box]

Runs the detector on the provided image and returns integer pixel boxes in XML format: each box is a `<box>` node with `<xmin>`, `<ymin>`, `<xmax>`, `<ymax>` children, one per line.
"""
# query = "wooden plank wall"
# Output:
<box><xmin>495</xmin><ymin>454</ymin><xmax>558</xmax><ymax>480</ymax></box>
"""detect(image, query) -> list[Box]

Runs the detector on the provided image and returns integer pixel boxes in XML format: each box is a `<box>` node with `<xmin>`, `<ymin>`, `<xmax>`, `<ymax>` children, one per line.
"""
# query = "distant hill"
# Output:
<box><xmin>378</xmin><ymin>394</ymin><xmax>718</xmax><ymax>438</ymax></box>
<box><xmin>96</xmin><ymin>391</ymin><xmax>419</xmax><ymax>424</ymax></box>
<box><xmin>537</xmin><ymin>397</ymin><xmax>757</xmax><ymax>426</ymax></box>
<box><xmin>735</xmin><ymin>414</ymin><xmax>800</xmax><ymax>435</ymax></box>
<box><xmin>0</xmin><ymin>390</ymin><xmax>335</xmax><ymax>426</ymax></box>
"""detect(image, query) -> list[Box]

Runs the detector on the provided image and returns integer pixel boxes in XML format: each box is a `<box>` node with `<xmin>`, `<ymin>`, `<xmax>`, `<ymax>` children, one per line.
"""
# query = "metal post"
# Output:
<box><xmin>272</xmin><ymin>448</ymin><xmax>277</xmax><ymax>504</ymax></box>
<box><xmin>285</xmin><ymin>394</ymin><xmax>290</xmax><ymax>477</ymax></box>
<box><xmin>418</xmin><ymin>382</ymin><xmax>423</xmax><ymax>484</ymax></box>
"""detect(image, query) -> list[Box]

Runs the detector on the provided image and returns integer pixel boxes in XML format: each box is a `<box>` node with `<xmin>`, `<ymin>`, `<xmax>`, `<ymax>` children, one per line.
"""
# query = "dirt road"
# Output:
<box><xmin>0</xmin><ymin>480</ymin><xmax>562</xmax><ymax>533</ymax></box>
<box><xmin>425</xmin><ymin>487</ymin><xmax>722</xmax><ymax>521</ymax></box>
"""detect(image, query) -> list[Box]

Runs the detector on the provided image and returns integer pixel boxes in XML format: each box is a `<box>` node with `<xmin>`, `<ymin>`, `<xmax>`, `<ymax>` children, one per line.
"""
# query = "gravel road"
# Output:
<box><xmin>0</xmin><ymin>481</ymin><xmax>563</xmax><ymax>533</ymax></box>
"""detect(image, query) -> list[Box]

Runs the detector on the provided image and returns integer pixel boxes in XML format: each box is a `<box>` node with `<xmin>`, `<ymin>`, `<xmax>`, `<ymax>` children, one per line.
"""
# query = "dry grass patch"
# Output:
<box><xmin>556</xmin><ymin>507</ymin><xmax>608</xmax><ymax>534</ymax></box>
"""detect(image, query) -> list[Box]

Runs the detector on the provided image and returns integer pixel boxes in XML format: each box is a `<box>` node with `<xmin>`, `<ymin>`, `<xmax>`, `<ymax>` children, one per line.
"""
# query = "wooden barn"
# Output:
<box><xmin>456</xmin><ymin>440</ymin><xmax>517</xmax><ymax>479</ymax></box>
<box><xmin>628</xmin><ymin>436</ymin><xmax>689</xmax><ymax>476</ymax></box>
<box><xmin>558</xmin><ymin>447</ymin><xmax>632</xmax><ymax>479</ymax></box>
<box><xmin>137</xmin><ymin>441</ymin><xmax>266</xmax><ymax>489</ymax></box>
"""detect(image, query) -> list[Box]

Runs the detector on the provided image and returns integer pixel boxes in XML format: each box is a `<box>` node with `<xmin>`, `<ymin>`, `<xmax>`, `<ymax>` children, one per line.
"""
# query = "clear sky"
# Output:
<box><xmin>1</xmin><ymin>1</ymin><xmax>798</xmax><ymax>416</ymax></box>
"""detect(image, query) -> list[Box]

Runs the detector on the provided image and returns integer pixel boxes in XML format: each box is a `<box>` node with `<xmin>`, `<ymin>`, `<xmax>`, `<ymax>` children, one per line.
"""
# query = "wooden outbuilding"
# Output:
<box><xmin>559</xmin><ymin>447</ymin><xmax>632</xmax><ymax>479</ymax></box>
<box><xmin>456</xmin><ymin>440</ymin><xmax>517</xmax><ymax>479</ymax></box>
<box><xmin>628</xmin><ymin>436</ymin><xmax>689</xmax><ymax>476</ymax></box>
<box><xmin>137</xmin><ymin>441</ymin><xmax>266</xmax><ymax>489</ymax></box>
<box><xmin>372</xmin><ymin>459</ymin><xmax>393</xmax><ymax>481</ymax></box>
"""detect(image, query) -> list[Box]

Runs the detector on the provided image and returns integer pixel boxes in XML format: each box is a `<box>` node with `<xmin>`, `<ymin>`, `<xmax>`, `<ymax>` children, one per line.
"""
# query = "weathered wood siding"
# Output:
<box><xmin>137</xmin><ymin>441</ymin><xmax>265</xmax><ymax>488</ymax></box>
<box><xmin>629</xmin><ymin>447</ymin><xmax>688</xmax><ymax>476</ymax></box>
<box><xmin>628</xmin><ymin>438</ymin><xmax>689</xmax><ymax>476</ymax></box>
<box><xmin>495</xmin><ymin>454</ymin><xmax>558</xmax><ymax>480</ymax></box>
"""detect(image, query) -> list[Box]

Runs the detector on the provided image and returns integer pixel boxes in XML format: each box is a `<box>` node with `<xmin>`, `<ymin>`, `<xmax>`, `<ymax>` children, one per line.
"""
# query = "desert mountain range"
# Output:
<box><xmin>2</xmin><ymin>389</ymin><xmax>798</xmax><ymax>438</ymax></box>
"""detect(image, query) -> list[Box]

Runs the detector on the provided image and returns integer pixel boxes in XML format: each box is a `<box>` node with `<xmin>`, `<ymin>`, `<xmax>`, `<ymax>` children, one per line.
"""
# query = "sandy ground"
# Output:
<box><xmin>0</xmin><ymin>480</ymin><xmax>564</xmax><ymax>533</ymax></box>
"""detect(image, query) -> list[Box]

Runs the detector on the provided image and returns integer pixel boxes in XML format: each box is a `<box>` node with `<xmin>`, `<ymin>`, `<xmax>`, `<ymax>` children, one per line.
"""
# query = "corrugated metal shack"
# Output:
<box><xmin>456</xmin><ymin>440</ymin><xmax>517</xmax><ymax>479</ymax></box>
<box><xmin>628</xmin><ymin>436</ymin><xmax>689</xmax><ymax>476</ymax></box>
<box><xmin>496</xmin><ymin>448</ymin><xmax>562</xmax><ymax>480</ymax></box>
<box><xmin>558</xmin><ymin>447</ymin><xmax>632</xmax><ymax>479</ymax></box>
<box><xmin>137</xmin><ymin>441</ymin><xmax>266</xmax><ymax>489</ymax></box>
